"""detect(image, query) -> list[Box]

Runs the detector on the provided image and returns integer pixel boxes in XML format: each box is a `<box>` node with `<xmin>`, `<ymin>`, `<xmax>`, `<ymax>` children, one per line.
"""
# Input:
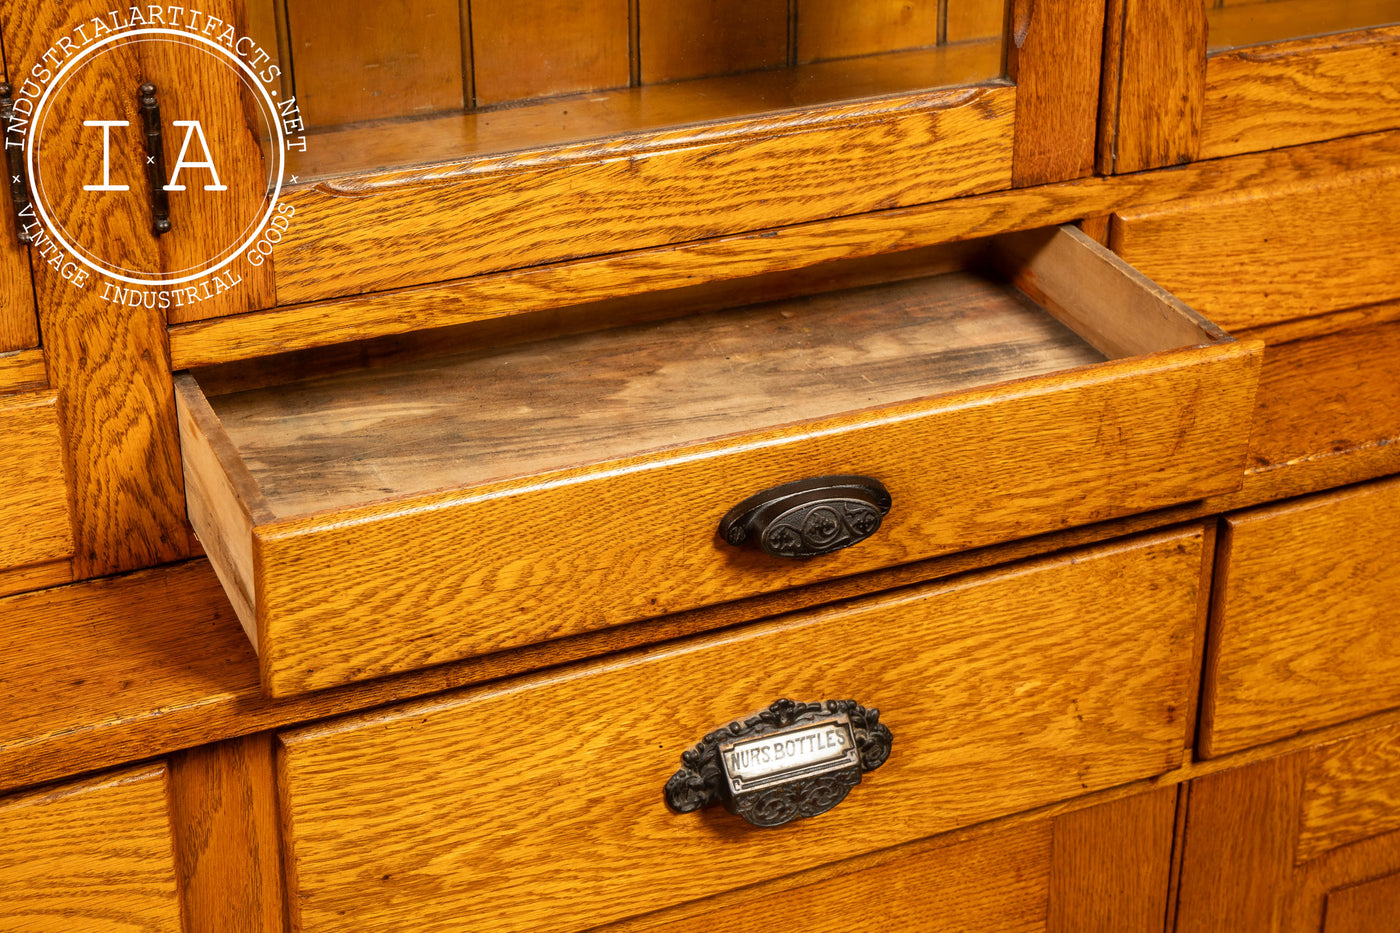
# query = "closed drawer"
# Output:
<box><xmin>277</xmin><ymin>526</ymin><xmax>1206</xmax><ymax>933</ymax></box>
<box><xmin>1200</xmin><ymin>477</ymin><xmax>1400</xmax><ymax>757</ymax></box>
<box><xmin>0</xmin><ymin>390</ymin><xmax>73</xmax><ymax>574</ymax></box>
<box><xmin>176</xmin><ymin>226</ymin><xmax>1258</xmax><ymax>696</ymax></box>
<box><xmin>1111</xmin><ymin>159</ymin><xmax>1400</xmax><ymax>333</ymax></box>
<box><xmin>0</xmin><ymin>764</ymin><xmax>182</xmax><ymax>932</ymax></box>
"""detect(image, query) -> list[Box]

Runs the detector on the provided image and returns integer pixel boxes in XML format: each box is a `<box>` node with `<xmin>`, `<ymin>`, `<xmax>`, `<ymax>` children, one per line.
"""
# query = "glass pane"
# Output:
<box><xmin>1208</xmin><ymin>0</ymin><xmax>1400</xmax><ymax>52</ymax></box>
<box><xmin>254</xmin><ymin>0</ymin><xmax>1009</xmax><ymax>178</ymax></box>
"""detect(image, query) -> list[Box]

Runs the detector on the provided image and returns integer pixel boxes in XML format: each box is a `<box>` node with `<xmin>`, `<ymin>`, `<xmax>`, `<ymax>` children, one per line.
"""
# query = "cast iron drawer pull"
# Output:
<box><xmin>140</xmin><ymin>83</ymin><xmax>172</xmax><ymax>237</ymax></box>
<box><xmin>719</xmin><ymin>475</ymin><xmax>891</xmax><ymax>558</ymax></box>
<box><xmin>0</xmin><ymin>84</ymin><xmax>33</xmax><ymax>245</ymax></box>
<box><xmin>664</xmin><ymin>698</ymin><xmax>893</xmax><ymax>828</ymax></box>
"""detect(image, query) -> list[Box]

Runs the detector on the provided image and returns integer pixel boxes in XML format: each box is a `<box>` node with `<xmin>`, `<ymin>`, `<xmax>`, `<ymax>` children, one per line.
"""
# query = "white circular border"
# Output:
<box><xmin>27</xmin><ymin>26</ymin><xmax>287</xmax><ymax>288</ymax></box>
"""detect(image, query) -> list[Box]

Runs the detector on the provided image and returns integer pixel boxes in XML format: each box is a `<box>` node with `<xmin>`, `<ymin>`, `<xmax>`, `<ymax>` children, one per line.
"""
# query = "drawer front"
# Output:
<box><xmin>1201</xmin><ymin>477</ymin><xmax>1400</xmax><ymax>757</ymax></box>
<box><xmin>0</xmin><ymin>764</ymin><xmax>182</xmax><ymax>932</ymax></box>
<box><xmin>278</xmin><ymin>527</ymin><xmax>1205</xmax><ymax>933</ymax></box>
<box><xmin>1111</xmin><ymin>161</ymin><xmax>1400</xmax><ymax>333</ymax></box>
<box><xmin>0</xmin><ymin>391</ymin><xmax>73</xmax><ymax>573</ymax></box>
<box><xmin>596</xmin><ymin>785</ymin><xmax>1178</xmax><ymax>933</ymax></box>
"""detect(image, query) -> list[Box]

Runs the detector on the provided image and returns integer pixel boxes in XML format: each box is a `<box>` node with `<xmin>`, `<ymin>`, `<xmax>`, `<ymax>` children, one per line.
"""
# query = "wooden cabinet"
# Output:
<box><xmin>0</xmin><ymin>1</ymin><xmax>1396</xmax><ymax>930</ymax></box>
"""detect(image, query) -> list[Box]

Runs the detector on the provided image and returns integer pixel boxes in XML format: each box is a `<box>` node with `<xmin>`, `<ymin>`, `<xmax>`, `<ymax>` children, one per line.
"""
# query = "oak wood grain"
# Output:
<box><xmin>203</xmin><ymin>267</ymin><xmax>1105</xmax><ymax>518</ymax></box>
<box><xmin>948</xmin><ymin>0</ymin><xmax>1010</xmax><ymax>41</ymax></box>
<box><xmin>474</xmin><ymin>0</ymin><xmax>629</xmax><ymax>104</ymax></box>
<box><xmin>140</xmin><ymin>0</ymin><xmax>278</xmax><ymax>324</ymax></box>
<box><xmin>0</xmin><ymin>176</ymin><xmax>38</xmax><ymax>352</ymax></box>
<box><xmin>0</xmin><ymin>391</ymin><xmax>73</xmax><ymax>571</ymax></box>
<box><xmin>1045</xmin><ymin>784</ymin><xmax>1177</xmax><ymax>933</ymax></box>
<box><xmin>1105</xmin><ymin>0</ymin><xmax>1206</xmax><ymax>172</ymax></box>
<box><xmin>0</xmin><ymin>764</ymin><xmax>182</xmax><ymax>933</ymax></box>
<box><xmin>1111</xmin><ymin>152</ymin><xmax>1400</xmax><ymax>331</ymax></box>
<box><xmin>0</xmin><ymin>349</ymin><xmax>48</xmax><ymax>395</ymax></box>
<box><xmin>1246</xmin><ymin>320</ymin><xmax>1400</xmax><ymax>474</ymax></box>
<box><xmin>179</xmin><ymin>233</ymin><xmax>1258</xmax><ymax>694</ymax></box>
<box><xmin>4</xmin><ymin>0</ymin><xmax>190</xmax><ymax>578</ymax></box>
<box><xmin>1324</xmin><ymin>871</ymin><xmax>1400</xmax><ymax>933</ymax></box>
<box><xmin>1207</xmin><ymin>0</ymin><xmax>1400</xmax><ymax>51</ymax></box>
<box><xmin>168</xmin><ymin>734</ymin><xmax>286</xmax><ymax>933</ymax></box>
<box><xmin>1177</xmin><ymin>738</ymin><xmax>1400</xmax><ymax>933</ymax></box>
<box><xmin>615</xmin><ymin>820</ymin><xmax>1053</xmax><ymax>933</ymax></box>
<box><xmin>1200</xmin><ymin>477</ymin><xmax>1400</xmax><ymax>757</ymax></box>
<box><xmin>0</xmin><ymin>559</ymin><xmax>72</xmax><ymax>599</ymax></box>
<box><xmin>285</xmin><ymin>0</ymin><xmax>465</xmax><ymax>127</ymax></box>
<box><xmin>1007</xmin><ymin>0</ymin><xmax>1105</xmax><ymax>186</ymax></box>
<box><xmin>639</xmin><ymin>0</ymin><xmax>786</xmax><ymax>84</ymax></box>
<box><xmin>169</xmin><ymin>125</ymin><xmax>1397</xmax><ymax>370</ymax></box>
<box><xmin>273</xmin><ymin>83</ymin><xmax>1014</xmax><ymax>303</ymax></box>
<box><xmin>1298</xmin><ymin>725</ymin><xmax>1400</xmax><ymax>864</ymax></box>
<box><xmin>1177</xmin><ymin>752</ymin><xmax>1308</xmax><ymax>933</ymax></box>
<box><xmin>1201</xmin><ymin>25</ymin><xmax>1400</xmax><ymax>160</ymax></box>
<box><xmin>277</xmin><ymin>528</ymin><xmax>1202</xmax><ymax>933</ymax></box>
<box><xmin>795</xmin><ymin>0</ymin><xmax>942</xmax><ymax>63</ymax></box>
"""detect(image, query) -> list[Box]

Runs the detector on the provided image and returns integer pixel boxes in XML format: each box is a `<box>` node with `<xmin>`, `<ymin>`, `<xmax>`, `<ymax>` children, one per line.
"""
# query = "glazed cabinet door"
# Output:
<box><xmin>1176</xmin><ymin>721</ymin><xmax>1400</xmax><ymax>932</ymax></box>
<box><xmin>1102</xmin><ymin>0</ymin><xmax>1400</xmax><ymax>172</ymax></box>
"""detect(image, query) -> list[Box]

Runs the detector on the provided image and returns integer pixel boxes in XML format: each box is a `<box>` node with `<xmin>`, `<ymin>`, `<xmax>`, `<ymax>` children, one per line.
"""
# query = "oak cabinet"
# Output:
<box><xmin>0</xmin><ymin>1</ymin><xmax>1396</xmax><ymax>931</ymax></box>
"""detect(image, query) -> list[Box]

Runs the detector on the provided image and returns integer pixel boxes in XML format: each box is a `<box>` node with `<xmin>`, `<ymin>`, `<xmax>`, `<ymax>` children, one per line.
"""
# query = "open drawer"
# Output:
<box><xmin>175</xmin><ymin>226</ymin><xmax>1261</xmax><ymax>696</ymax></box>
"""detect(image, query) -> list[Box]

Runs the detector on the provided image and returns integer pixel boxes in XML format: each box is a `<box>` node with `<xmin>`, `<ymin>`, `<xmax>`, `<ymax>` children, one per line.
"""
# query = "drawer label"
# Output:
<box><xmin>721</xmin><ymin>718</ymin><xmax>859</xmax><ymax>792</ymax></box>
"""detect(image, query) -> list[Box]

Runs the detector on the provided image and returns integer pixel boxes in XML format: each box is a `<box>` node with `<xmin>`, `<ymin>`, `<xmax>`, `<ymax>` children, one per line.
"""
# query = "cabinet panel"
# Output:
<box><xmin>0</xmin><ymin>390</ymin><xmax>72</xmax><ymax>572</ymax></box>
<box><xmin>1201</xmin><ymin>478</ymin><xmax>1400</xmax><ymax>756</ymax></box>
<box><xmin>0</xmin><ymin>764</ymin><xmax>182</xmax><ymax>933</ymax></box>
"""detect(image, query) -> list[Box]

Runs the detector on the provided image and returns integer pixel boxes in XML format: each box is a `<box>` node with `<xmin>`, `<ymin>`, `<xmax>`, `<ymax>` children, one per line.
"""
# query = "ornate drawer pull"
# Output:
<box><xmin>664</xmin><ymin>698</ymin><xmax>893</xmax><ymax>828</ymax></box>
<box><xmin>718</xmin><ymin>475</ymin><xmax>891</xmax><ymax>558</ymax></box>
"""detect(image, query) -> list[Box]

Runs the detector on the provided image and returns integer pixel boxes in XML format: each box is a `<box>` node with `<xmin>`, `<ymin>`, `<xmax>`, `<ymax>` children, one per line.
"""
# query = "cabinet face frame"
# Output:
<box><xmin>1101</xmin><ymin>0</ymin><xmax>1400</xmax><ymax>172</ymax></box>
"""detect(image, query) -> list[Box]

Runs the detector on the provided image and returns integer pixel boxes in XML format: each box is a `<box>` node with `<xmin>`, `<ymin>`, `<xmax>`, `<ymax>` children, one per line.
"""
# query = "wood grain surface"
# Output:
<box><xmin>277</xmin><ymin>528</ymin><xmax>1202</xmax><ymax>933</ymax></box>
<box><xmin>0</xmin><ymin>764</ymin><xmax>182</xmax><ymax>933</ymax></box>
<box><xmin>795</xmin><ymin>0</ymin><xmax>943</xmax><ymax>63</ymax></box>
<box><xmin>605</xmin><ymin>783</ymin><xmax>1179</xmax><ymax>933</ymax></box>
<box><xmin>1045</xmin><ymin>784</ymin><xmax>1177</xmax><ymax>933</ymax></box>
<box><xmin>286</xmin><ymin>0</ymin><xmax>465</xmax><ymax>127</ymax></box>
<box><xmin>1298</xmin><ymin>725</ymin><xmax>1400</xmax><ymax>863</ymax></box>
<box><xmin>639</xmin><ymin>0</ymin><xmax>786</xmax><ymax>83</ymax></box>
<box><xmin>1177</xmin><ymin>736</ymin><xmax>1400</xmax><ymax>933</ymax></box>
<box><xmin>1007</xmin><ymin>0</ymin><xmax>1105</xmax><ymax>186</ymax></box>
<box><xmin>0</xmin><ymin>391</ymin><xmax>73</xmax><ymax>571</ymax></box>
<box><xmin>0</xmin><ymin>180</ymin><xmax>38</xmax><ymax>352</ymax></box>
<box><xmin>948</xmin><ymin>0</ymin><xmax>1011</xmax><ymax>41</ymax></box>
<box><xmin>475</xmin><ymin>0</ymin><xmax>629</xmax><ymax>104</ymax></box>
<box><xmin>273</xmin><ymin>83</ymin><xmax>1014</xmax><ymax>303</ymax></box>
<box><xmin>1201</xmin><ymin>25</ymin><xmax>1400</xmax><ymax>160</ymax></box>
<box><xmin>1111</xmin><ymin>151</ymin><xmax>1400</xmax><ymax>331</ymax></box>
<box><xmin>1324</xmin><ymin>871</ymin><xmax>1400</xmax><ymax>933</ymax></box>
<box><xmin>1103</xmin><ymin>0</ymin><xmax>1206</xmax><ymax>172</ymax></box>
<box><xmin>181</xmin><ymin>232</ymin><xmax>1257</xmax><ymax>695</ymax></box>
<box><xmin>0</xmin><ymin>349</ymin><xmax>49</xmax><ymax>395</ymax></box>
<box><xmin>617</xmin><ymin>821</ymin><xmax>1053</xmax><ymax>933</ymax></box>
<box><xmin>1246</xmin><ymin>319</ymin><xmax>1400</xmax><ymax>473</ymax></box>
<box><xmin>1200</xmin><ymin>477</ymin><xmax>1400</xmax><ymax>757</ymax></box>
<box><xmin>168</xmin><ymin>124</ymin><xmax>1395</xmax><ymax>371</ymax></box>
<box><xmin>205</xmin><ymin>268</ymin><xmax>1104</xmax><ymax>517</ymax></box>
<box><xmin>1207</xmin><ymin>0</ymin><xmax>1400</xmax><ymax>51</ymax></box>
<box><xmin>168</xmin><ymin>734</ymin><xmax>286</xmax><ymax>933</ymax></box>
<box><xmin>4</xmin><ymin>0</ymin><xmax>190</xmax><ymax>578</ymax></box>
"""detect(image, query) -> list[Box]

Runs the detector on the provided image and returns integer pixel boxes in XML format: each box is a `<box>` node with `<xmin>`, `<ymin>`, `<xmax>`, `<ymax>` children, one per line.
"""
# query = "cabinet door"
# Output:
<box><xmin>1103</xmin><ymin>0</ymin><xmax>1400</xmax><ymax>171</ymax></box>
<box><xmin>1176</xmin><ymin>721</ymin><xmax>1400</xmax><ymax>932</ymax></box>
<box><xmin>0</xmin><ymin>1</ymin><xmax>276</xmax><ymax>576</ymax></box>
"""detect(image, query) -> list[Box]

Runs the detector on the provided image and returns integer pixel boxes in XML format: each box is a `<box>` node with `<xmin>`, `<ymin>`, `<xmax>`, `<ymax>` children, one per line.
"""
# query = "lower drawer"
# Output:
<box><xmin>277</xmin><ymin>526</ymin><xmax>1206</xmax><ymax>933</ymax></box>
<box><xmin>1200</xmin><ymin>477</ymin><xmax>1400</xmax><ymax>756</ymax></box>
<box><xmin>0</xmin><ymin>764</ymin><xmax>181</xmax><ymax>933</ymax></box>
